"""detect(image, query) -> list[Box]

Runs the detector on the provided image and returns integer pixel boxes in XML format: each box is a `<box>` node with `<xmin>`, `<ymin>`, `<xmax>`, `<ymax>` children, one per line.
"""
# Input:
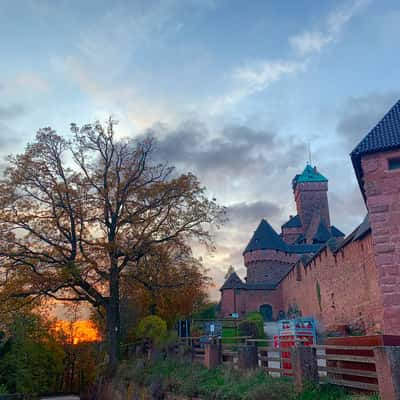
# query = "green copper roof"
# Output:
<box><xmin>293</xmin><ymin>164</ymin><xmax>328</xmax><ymax>187</ymax></box>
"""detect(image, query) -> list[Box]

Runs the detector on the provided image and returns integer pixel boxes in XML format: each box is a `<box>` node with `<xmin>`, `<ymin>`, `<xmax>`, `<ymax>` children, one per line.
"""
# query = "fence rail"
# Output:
<box><xmin>166</xmin><ymin>338</ymin><xmax>400</xmax><ymax>397</ymax></box>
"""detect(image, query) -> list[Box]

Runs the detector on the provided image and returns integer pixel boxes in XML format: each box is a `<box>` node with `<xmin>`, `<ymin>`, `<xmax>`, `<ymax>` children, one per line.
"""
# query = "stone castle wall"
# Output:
<box><xmin>280</xmin><ymin>232</ymin><xmax>383</xmax><ymax>334</ymax></box>
<box><xmin>362</xmin><ymin>149</ymin><xmax>400</xmax><ymax>334</ymax></box>
<box><xmin>244</xmin><ymin>249</ymin><xmax>299</xmax><ymax>266</ymax></box>
<box><xmin>221</xmin><ymin>231</ymin><xmax>383</xmax><ymax>334</ymax></box>
<box><xmin>220</xmin><ymin>144</ymin><xmax>400</xmax><ymax>334</ymax></box>
<box><xmin>220</xmin><ymin>286</ymin><xmax>284</xmax><ymax>318</ymax></box>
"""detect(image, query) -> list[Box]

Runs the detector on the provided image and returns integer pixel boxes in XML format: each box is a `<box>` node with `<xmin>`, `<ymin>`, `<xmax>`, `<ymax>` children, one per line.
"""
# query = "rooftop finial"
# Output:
<box><xmin>307</xmin><ymin>143</ymin><xmax>312</xmax><ymax>166</ymax></box>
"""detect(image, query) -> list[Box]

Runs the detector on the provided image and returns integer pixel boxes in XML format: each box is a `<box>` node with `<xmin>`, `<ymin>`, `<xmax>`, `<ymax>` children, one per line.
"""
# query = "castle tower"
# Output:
<box><xmin>292</xmin><ymin>165</ymin><xmax>330</xmax><ymax>242</ymax></box>
<box><xmin>351</xmin><ymin>99</ymin><xmax>400</xmax><ymax>335</ymax></box>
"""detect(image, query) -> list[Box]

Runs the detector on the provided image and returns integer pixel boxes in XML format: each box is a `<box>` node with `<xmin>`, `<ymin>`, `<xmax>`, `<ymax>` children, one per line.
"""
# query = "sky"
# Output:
<box><xmin>1</xmin><ymin>0</ymin><xmax>400</xmax><ymax>299</ymax></box>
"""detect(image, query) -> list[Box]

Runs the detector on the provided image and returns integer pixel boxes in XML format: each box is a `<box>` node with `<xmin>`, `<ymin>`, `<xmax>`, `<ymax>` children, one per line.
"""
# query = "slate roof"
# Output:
<box><xmin>351</xmin><ymin>100</ymin><xmax>400</xmax><ymax>198</ymax></box>
<box><xmin>292</xmin><ymin>164</ymin><xmax>328</xmax><ymax>189</ymax></box>
<box><xmin>286</xmin><ymin>243</ymin><xmax>323</xmax><ymax>254</ymax></box>
<box><xmin>331</xmin><ymin>225</ymin><xmax>345</xmax><ymax>238</ymax></box>
<box><xmin>245</xmin><ymin>283</ymin><xmax>280</xmax><ymax>290</ymax></box>
<box><xmin>353</xmin><ymin>214</ymin><xmax>371</xmax><ymax>241</ymax></box>
<box><xmin>220</xmin><ymin>272</ymin><xmax>247</xmax><ymax>290</ymax></box>
<box><xmin>329</xmin><ymin>215</ymin><xmax>371</xmax><ymax>253</ymax></box>
<box><xmin>244</xmin><ymin>219</ymin><xmax>287</xmax><ymax>253</ymax></box>
<box><xmin>245</xmin><ymin>216</ymin><xmax>344</xmax><ymax>256</ymax></box>
<box><xmin>313</xmin><ymin>220</ymin><xmax>332</xmax><ymax>243</ymax></box>
<box><xmin>282</xmin><ymin>215</ymin><xmax>302</xmax><ymax>228</ymax></box>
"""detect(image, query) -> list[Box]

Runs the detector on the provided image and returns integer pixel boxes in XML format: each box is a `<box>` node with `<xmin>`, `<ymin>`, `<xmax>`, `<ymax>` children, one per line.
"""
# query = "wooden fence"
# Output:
<box><xmin>177</xmin><ymin>337</ymin><xmax>400</xmax><ymax>397</ymax></box>
<box><xmin>313</xmin><ymin>344</ymin><xmax>379</xmax><ymax>392</ymax></box>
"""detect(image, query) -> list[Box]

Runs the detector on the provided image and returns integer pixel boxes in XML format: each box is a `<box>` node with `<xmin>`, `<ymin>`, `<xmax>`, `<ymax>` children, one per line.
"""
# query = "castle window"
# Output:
<box><xmin>388</xmin><ymin>157</ymin><xmax>400</xmax><ymax>170</ymax></box>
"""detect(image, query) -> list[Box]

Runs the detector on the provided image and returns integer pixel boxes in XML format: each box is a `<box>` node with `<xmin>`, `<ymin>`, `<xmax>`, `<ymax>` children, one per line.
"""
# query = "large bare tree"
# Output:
<box><xmin>0</xmin><ymin>119</ymin><xmax>224</xmax><ymax>367</ymax></box>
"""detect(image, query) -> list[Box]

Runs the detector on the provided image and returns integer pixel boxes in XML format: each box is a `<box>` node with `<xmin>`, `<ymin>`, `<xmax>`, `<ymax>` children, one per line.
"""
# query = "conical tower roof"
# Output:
<box><xmin>220</xmin><ymin>271</ymin><xmax>246</xmax><ymax>290</ymax></box>
<box><xmin>244</xmin><ymin>219</ymin><xmax>287</xmax><ymax>254</ymax></box>
<box><xmin>313</xmin><ymin>220</ymin><xmax>331</xmax><ymax>243</ymax></box>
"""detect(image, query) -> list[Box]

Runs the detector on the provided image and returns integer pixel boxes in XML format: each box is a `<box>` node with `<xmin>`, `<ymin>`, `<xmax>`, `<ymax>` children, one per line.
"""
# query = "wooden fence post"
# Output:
<box><xmin>204</xmin><ymin>342</ymin><xmax>221</xmax><ymax>369</ymax></box>
<box><xmin>374</xmin><ymin>346</ymin><xmax>400</xmax><ymax>400</ymax></box>
<box><xmin>238</xmin><ymin>344</ymin><xmax>258</xmax><ymax>370</ymax></box>
<box><xmin>291</xmin><ymin>346</ymin><xmax>319</xmax><ymax>392</ymax></box>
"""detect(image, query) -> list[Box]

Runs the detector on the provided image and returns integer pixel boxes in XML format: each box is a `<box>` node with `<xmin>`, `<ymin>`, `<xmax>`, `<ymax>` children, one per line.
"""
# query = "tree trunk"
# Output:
<box><xmin>106</xmin><ymin>267</ymin><xmax>120</xmax><ymax>369</ymax></box>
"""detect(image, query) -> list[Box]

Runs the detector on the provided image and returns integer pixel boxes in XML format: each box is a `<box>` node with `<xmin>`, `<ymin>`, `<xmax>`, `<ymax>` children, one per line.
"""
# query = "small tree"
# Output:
<box><xmin>0</xmin><ymin>119</ymin><xmax>224</xmax><ymax>368</ymax></box>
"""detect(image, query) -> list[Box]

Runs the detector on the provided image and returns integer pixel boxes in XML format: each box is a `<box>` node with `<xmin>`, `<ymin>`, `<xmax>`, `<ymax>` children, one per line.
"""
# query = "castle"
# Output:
<box><xmin>220</xmin><ymin>99</ymin><xmax>400</xmax><ymax>336</ymax></box>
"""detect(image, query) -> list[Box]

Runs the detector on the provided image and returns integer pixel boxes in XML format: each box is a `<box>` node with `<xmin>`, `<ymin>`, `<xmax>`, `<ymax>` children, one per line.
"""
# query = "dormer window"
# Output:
<box><xmin>388</xmin><ymin>157</ymin><xmax>400</xmax><ymax>170</ymax></box>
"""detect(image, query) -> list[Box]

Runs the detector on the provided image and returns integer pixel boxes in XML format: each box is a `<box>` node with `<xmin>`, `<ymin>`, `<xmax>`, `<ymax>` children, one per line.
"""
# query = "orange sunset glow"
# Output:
<box><xmin>54</xmin><ymin>320</ymin><xmax>102</xmax><ymax>345</ymax></box>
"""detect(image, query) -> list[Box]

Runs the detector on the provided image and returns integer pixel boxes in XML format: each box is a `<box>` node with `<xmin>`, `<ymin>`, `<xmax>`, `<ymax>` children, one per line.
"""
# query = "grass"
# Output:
<box><xmin>299</xmin><ymin>384</ymin><xmax>380</xmax><ymax>400</ymax></box>
<box><xmin>221</xmin><ymin>327</ymin><xmax>238</xmax><ymax>344</ymax></box>
<box><xmin>118</xmin><ymin>358</ymin><xmax>379</xmax><ymax>400</ymax></box>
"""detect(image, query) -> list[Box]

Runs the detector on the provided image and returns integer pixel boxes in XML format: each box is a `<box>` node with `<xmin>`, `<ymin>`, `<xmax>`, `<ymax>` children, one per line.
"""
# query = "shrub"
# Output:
<box><xmin>124</xmin><ymin>358</ymin><xmax>295</xmax><ymax>400</ymax></box>
<box><xmin>136</xmin><ymin>315</ymin><xmax>167</xmax><ymax>346</ymax></box>
<box><xmin>238</xmin><ymin>321</ymin><xmax>260</xmax><ymax>338</ymax></box>
<box><xmin>239</xmin><ymin>312</ymin><xmax>265</xmax><ymax>338</ymax></box>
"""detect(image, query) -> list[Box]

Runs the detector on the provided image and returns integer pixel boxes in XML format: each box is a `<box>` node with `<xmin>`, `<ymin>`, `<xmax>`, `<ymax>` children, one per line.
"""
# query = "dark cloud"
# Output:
<box><xmin>227</xmin><ymin>200</ymin><xmax>282</xmax><ymax>226</ymax></box>
<box><xmin>337</xmin><ymin>92</ymin><xmax>400</xmax><ymax>150</ymax></box>
<box><xmin>0</xmin><ymin>104</ymin><xmax>26</xmax><ymax>120</ymax></box>
<box><xmin>147</xmin><ymin>120</ymin><xmax>306</xmax><ymax>179</ymax></box>
<box><xmin>329</xmin><ymin>187</ymin><xmax>366</xmax><ymax>235</ymax></box>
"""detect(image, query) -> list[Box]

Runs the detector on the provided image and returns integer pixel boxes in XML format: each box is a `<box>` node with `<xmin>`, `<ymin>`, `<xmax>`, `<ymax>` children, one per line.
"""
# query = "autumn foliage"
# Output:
<box><xmin>0</xmin><ymin>119</ymin><xmax>224</xmax><ymax>367</ymax></box>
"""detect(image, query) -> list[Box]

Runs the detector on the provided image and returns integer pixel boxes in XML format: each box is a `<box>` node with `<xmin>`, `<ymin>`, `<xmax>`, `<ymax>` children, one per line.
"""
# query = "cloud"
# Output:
<box><xmin>14</xmin><ymin>73</ymin><xmax>49</xmax><ymax>91</ymax></box>
<box><xmin>0</xmin><ymin>104</ymin><xmax>27</xmax><ymax>163</ymax></box>
<box><xmin>211</xmin><ymin>0</ymin><xmax>370</xmax><ymax>113</ymax></box>
<box><xmin>289</xmin><ymin>0</ymin><xmax>370</xmax><ymax>56</ymax></box>
<box><xmin>289</xmin><ymin>32</ymin><xmax>332</xmax><ymax>56</ymax></box>
<box><xmin>0</xmin><ymin>104</ymin><xmax>26</xmax><ymax>120</ymax></box>
<box><xmin>337</xmin><ymin>92</ymin><xmax>400</xmax><ymax>150</ymax></box>
<box><xmin>210</xmin><ymin>60</ymin><xmax>306</xmax><ymax>113</ymax></box>
<box><xmin>147</xmin><ymin>120</ymin><xmax>306</xmax><ymax>184</ymax></box>
<box><xmin>227</xmin><ymin>201</ymin><xmax>282</xmax><ymax>226</ymax></box>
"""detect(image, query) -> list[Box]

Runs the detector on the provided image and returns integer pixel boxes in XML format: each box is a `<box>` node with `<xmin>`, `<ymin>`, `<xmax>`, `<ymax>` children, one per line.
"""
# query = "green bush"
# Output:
<box><xmin>239</xmin><ymin>312</ymin><xmax>265</xmax><ymax>338</ymax></box>
<box><xmin>297</xmin><ymin>383</ymin><xmax>379</xmax><ymax>400</ymax></box>
<box><xmin>137</xmin><ymin>315</ymin><xmax>167</xmax><ymax>345</ymax></box>
<box><xmin>120</xmin><ymin>358</ymin><xmax>378</xmax><ymax>400</ymax></box>
<box><xmin>0</xmin><ymin>313</ymin><xmax>64</xmax><ymax>395</ymax></box>
<box><xmin>123</xmin><ymin>358</ymin><xmax>295</xmax><ymax>400</ymax></box>
<box><xmin>238</xmin><ymin>320</ymin><xmax>260</xmax><ymax>338</ymax></box>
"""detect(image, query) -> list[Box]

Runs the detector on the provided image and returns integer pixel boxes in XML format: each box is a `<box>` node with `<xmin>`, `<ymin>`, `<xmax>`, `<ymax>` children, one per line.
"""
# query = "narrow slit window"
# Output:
<box><xmin>389</xmin><ymin>157</ymin><xmax>400</xmax><ymax>170</ymax></box>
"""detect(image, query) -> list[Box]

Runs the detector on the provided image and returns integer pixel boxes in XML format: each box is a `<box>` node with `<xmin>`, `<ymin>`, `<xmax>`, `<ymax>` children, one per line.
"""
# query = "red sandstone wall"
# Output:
<box><xmin>282</xmin><ymin>226</ymin><xmax>303</xmax><ymax>243</ymax></box>
<box><xmin>362</xmin><ymin>150</ymin><xmax>400</xmax><ymax>334</ymax></box>
<box><xmin>220</xmin><ymin>287</ymin><xmax>284</xmax><ymax>319</ymax></box>
<box><xmin>244</xmin><ymin>287</ymin><xmax>284</xmax><ymax>318</ymax></box>
<box><xmin>247</xmin><ymin>261</ymin><xmax>292</xmax><ymax>284</ymax></box>
<box><xmin>244</xmin><ymin>249</ymin><xmax>299</xmax><ymax>266</ymax></box>
<box><xmin>294</xmin><ymin>181</ymin><xmax>330</xmax><ymax>229</ymax></box>
<box><xmin>280</xmin><ymin>233</ymin><xmax>382</xmax><ymax>334</ymax></box>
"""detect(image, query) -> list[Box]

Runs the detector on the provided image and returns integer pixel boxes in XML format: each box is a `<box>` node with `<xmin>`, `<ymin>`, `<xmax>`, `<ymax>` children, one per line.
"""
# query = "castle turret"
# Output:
<box><xmin>292</xmin><ymin>164</ymin><xmax>330</xmax><ymax>242</ymax></box>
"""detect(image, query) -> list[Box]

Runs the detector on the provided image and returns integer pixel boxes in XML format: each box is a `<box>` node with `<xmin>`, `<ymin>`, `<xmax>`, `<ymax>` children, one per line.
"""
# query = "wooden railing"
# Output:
<box><xmin>312</xmin><ymin>344</ymin><xmax>379</xmax><ymax>392</ymax></box>
<box><xmin>168</xmin><ymin>338</ymin><xmax>400</xmax><ymax>394</ymax></box>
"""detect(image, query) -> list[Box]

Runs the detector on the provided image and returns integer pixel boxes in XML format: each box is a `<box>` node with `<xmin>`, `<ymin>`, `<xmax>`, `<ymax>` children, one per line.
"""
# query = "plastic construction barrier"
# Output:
<box><xmin>273</xmin><ymin>318</ymin><xmax>316</xmax><ymax>375</ymax></box>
